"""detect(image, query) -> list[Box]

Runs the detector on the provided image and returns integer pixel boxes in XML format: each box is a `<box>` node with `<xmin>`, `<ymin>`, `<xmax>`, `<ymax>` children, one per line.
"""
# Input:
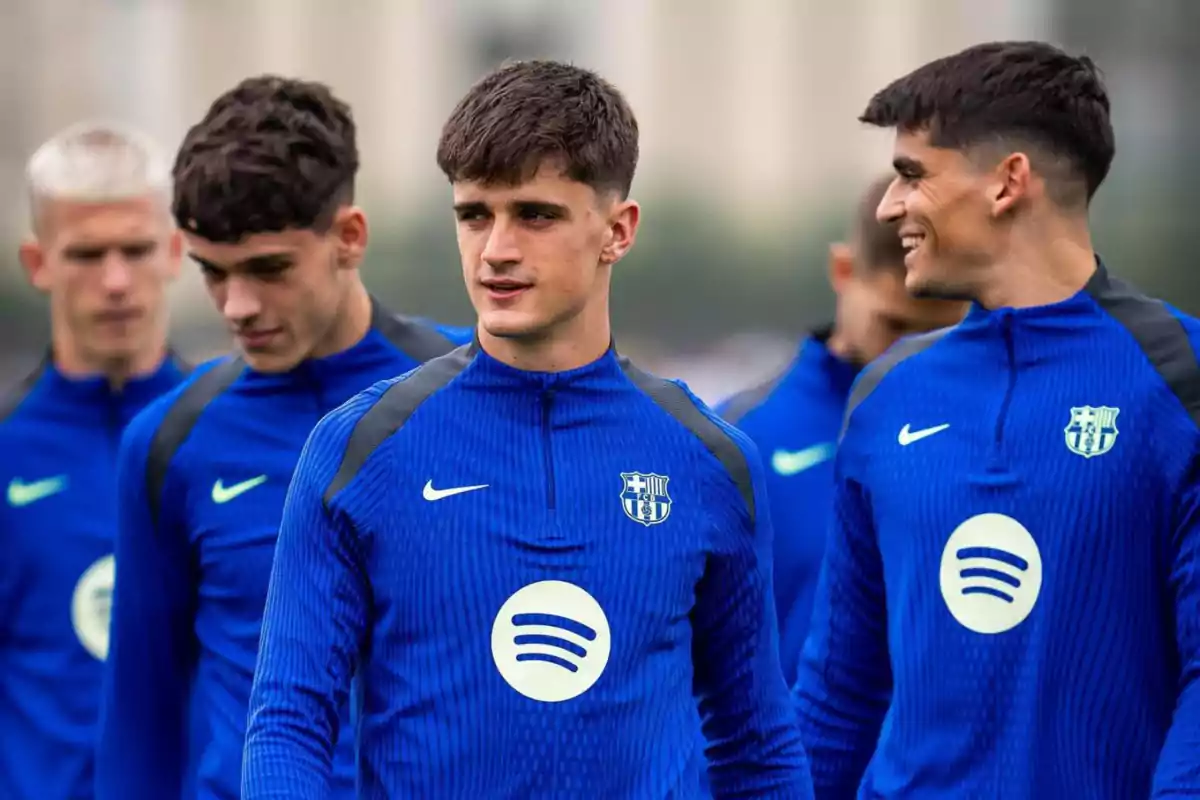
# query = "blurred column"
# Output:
<box><xmin>94</xmin><ymin>0</ymin><xmax>185</xmax><ymax>147</ymax></box>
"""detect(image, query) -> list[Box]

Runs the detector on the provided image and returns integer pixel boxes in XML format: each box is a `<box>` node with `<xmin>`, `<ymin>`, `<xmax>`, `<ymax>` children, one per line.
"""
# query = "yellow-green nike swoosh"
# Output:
<box><xmin>771</xmin><ymin>442</ymin><xmax>835</xmax><ymax>476</ymax></box>
<box><xmin>211</xmin><ymin>475</ymin><xmax>268</xmax><ymax>504</ymax></box>
<box><xmin>7</xmin><ymin>475</ymin><xmax>69</xmax><ymax>507</ymax></box>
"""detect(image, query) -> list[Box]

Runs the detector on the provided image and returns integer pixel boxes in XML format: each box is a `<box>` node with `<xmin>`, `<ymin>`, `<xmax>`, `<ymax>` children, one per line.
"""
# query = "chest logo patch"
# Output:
<box><xmin>939</xmin><ymin>513</ymin><xmax>1043</xmax><ymax>635</ymax></box>
<box><xmin>491</xmin><ymin>580</ymin><xmax>611</xmax><ymax>703</ymax></box>
<box><xmin>1064</xmin><ymin>405</ymin><xmax>1119</xmax><ymax>458</ymax></box>
<box><xmin>620</xmin><ymin>472</ymin><xmax>672</xmax><ymax>527</ymax></box>
<box><xmin>72</xmin><ymin>554</ymin><xmax>115</xmax><ymax>660</ymax></box>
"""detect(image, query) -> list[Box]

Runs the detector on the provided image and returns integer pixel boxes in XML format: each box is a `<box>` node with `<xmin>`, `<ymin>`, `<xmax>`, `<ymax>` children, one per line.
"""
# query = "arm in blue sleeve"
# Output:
<box><xmin>241</xmin><ymin>412</ymin><xmax>371</xmax><ymax>800</ymax></box>
<box><xmin>792</xmin><ymin>454</ymin><xmax>891</xmax><ymax>797</ymax></box>
<box><xmin>693</xmin><ymin>437</ymin><xmax>814</xmax><ymax>799</ymax></box>
<box><xmin>1151</xmin><ymin>468</ymin><xmax>1200</xmax><ymax>795</ymax></box>
<box><xmin>95</xmin><ymin>410</ymin><xmax>195</xmax><ymax>800</ymax></box>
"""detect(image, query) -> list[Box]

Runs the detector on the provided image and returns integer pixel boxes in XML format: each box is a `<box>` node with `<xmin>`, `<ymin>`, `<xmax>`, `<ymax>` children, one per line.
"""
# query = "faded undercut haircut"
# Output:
<box><xmin>860</xmin><ymin>40</ymin><xmax>1115</xmax><ymax>209</ymax></box>
<box><xmin>25</xmin><ymin>120</ymin><xmax>172</xmax><ymax>233</ymax></box>
<box><xmin>852</xmin><ymin>174</ymin><xmax>906</xmax><ymax>274</ymax></box>
<box><xmin>172</xmin><ymin>75</ymin><xmax>358</xmax><ymax>243</ymax></box>
<box><xmin>436</xmin><ymin>59</ymin><xmax>639</xmax><ymax>198</ymax></box>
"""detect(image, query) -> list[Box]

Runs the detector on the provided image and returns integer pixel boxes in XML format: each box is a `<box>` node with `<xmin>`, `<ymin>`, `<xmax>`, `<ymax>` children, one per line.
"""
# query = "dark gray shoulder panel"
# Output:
<box><xmin>146</xmin><ymin>356</ymin><xmax>245</xmax><ymax>524</ymax></box>
<box><xmin>840</xmin><ymin>326</ymin><xmax>954</xmax><ymax>439</ymax></box>
<box><xmin>1086</xmin><ymin>266</ymin><xmax>1200</xmax><ymax>427</ymax></box>
<box><xmin>322</xmin><ymin>343</ymin><xmax>474</xmax><ymax>506</ymax></box>
<box><xmin>370</xmin><ymin>297</ymin><xmax>459</xmax><ymax>363</ymax></box>
<box><xmin>718</xmin><ymin>368</ymin><xmax>786</xmax><ymax>426</ymax></box>
<box><xmin>619</xmin><ymin>358</ymin><xmax>756</xmax><ymax>524</ymax></box>
<box><xmin>0</xmin><ymin>357</ymin><xmax>48</xmax><ymax>424</ymax></box>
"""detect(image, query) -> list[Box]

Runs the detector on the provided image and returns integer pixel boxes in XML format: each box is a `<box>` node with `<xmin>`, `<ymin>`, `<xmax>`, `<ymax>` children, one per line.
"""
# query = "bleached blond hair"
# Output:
<box><xmin>25</xmin><ymin>120</ymin><xmax>172</xmax><ymax>232</ymax></box>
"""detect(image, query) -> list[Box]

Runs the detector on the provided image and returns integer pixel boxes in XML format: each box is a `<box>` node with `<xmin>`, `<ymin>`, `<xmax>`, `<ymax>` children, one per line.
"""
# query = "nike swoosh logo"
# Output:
<box><xmin>898</xmin><ymin>423</ymin><xmax>950</xmax><ymax>446</ymax></box>
<box><xmin>212</xmin><ymin>475</ymin><xmax>268</xmax><ymax>504</ymax></box>
<box><xmin>423</xmin><ymin>480</ymin><xmax>489</xmax><ymax>501</ymax></box>
<box><xmin>7</xmin><ymin>475</ymin><xmax>68</xmax><ymax>507</ymax></box>
<box><xmin>771</xmin><ymin>442</ymin><xmax>835</xmax><ymax>476</ymax></box>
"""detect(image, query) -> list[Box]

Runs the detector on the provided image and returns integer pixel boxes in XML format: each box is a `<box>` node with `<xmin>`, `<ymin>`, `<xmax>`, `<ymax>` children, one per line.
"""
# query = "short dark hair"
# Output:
<box><xmin>173</xmin><ymin>75</ymin><xmax>358</xmax><ymax>242</ymax></box>
<box><xmin>436</xmin><ymin>60</ymin><xmax>639</xmax><ymax>198</ymax></box>
<box><xmin>853</xmin><ymin>174</ymin><xmax>906</xmax><ymax>273</ymax></box>
<box><xmin>860</xmin><ymin>41</ymin><xmax>1114</xmax><ymax>206</ymax></box>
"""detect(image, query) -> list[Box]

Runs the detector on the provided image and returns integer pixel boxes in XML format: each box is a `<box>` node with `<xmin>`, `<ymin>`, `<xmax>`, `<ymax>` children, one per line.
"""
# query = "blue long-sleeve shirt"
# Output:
<box><xmin>0</xmin><ymin>353</ymin><xmax>187</xmax><ymax>800</ymax></box>
<box><xmin>717</xmin><ymin>330</ymin><xmax>858</xmax><ymax>684</ymax></box>
<box><xmin>794</xmin><ymin>261</ymin><xmax>1200</xmax><ymax>798</ymax></box>
<box><xmin>96</xmin><ymin>302</ymin><xmax>468</xmax><ymax>800</ymax></box>
<box><xmin>242</xmin><ymin>340</ymin><xmax>814</xmax><ymax>799</ymax></box>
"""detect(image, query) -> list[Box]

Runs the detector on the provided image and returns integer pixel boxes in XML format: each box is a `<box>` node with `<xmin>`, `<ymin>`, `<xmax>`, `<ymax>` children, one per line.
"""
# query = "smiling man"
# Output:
<box><xmin>794</xmin><ymin>40</ymin><xmax>1200</xmax><ymax>798</ymax></box>
<box><xmin>95</xmin><ymin>76</ymin><xmax>468</xmax><ymax>800</ymax></box>
<box><xmin>717</xmin><ymin>176</ymin><xmax>966</xmax><ymax>684</ymax></box>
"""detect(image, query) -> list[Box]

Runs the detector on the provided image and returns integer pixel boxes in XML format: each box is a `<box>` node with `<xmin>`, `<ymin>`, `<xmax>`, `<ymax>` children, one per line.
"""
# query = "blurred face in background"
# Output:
<box><xmin>453</xmin><ymin>163</ymin><xmax>638</xmax><ymax>348</ymax></box>
<box><xmin>829</xmin><ymin>243</ymin><xmax>968</xmax><ymax>365</ymax></box>
<box><xmin>186</xmin><ymin>207</ymin><xmax>367</xmax><ymax>373</ymax></box>
<box><xmin>19</xmin><ymin>194</ymin><xmax>181</xmax><ymax>372</ymax></box>
<box><xmin>877</xmin><ymin>130</ymin><xmax>1001</xmax><ymax>300</ymax></box>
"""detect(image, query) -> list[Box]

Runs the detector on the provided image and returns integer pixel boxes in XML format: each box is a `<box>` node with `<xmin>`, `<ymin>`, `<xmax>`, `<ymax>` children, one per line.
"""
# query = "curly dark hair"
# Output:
<box><xmin>436</xmin><ymin>60</ymin><xmax>639</xmax><ymax>198</ymax></box>
<box><xmin>172</xmin><ymin>75</ymin><xmax>359</xmax><ymax>242</ymax></box>
<box><xmin>860</xmin><ymin>40</ymin><xmax>1114</xmax><ymax>206</ymax></box>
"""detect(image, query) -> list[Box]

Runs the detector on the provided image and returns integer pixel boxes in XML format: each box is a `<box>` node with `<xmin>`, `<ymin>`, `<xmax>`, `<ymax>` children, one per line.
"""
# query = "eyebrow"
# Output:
<box><xmin>893</xmin><ymin>156</ymin><xmax>925</xmax><ymax>175</ymax></box>
<box><xmin>188</xmin><ymin>252</ymin><xmax>294</xmax><ymax>272</ymax></box>
<box><xmin>63</xmin><ymin>239</ymin><xmax>156</xmax><ymax>257</ymax></box>
<box><xmin>452</xmin><ymin>200</ymin><xmax>571</xmax><ymax>216</ymax></box>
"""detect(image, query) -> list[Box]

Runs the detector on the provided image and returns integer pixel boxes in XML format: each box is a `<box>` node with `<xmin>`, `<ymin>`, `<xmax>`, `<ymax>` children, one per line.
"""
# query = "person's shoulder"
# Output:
<box><xmin>841</xmin><ymin>324</ymin><xmax>959</xmax><ymax>440</ymax></box>
<box><xmin>372</xmin><ymin>303</ymin><xmax>473</xmax><ymax>364</ymax></box>
<box><xmin>314</xmin><ymin>345</ymin><xmax>476</xmax><ymax>505</ymax></box>
<box><xmin>715</xmin><ymin>362</ymin><xmax>791</xmax><ymax>430</ymax></box>
<box><xmin>119</xmin><ymin>354</ymin><xmax>242</xmax><ymax>463</ymax></box>
<box><xmin>1085</xmin><ymin>267</ymin><xmax>1200</xmax><ymax>430</ymax></box>
<box><xmin>0</xmin><ymin>358</ymin><xmax>51</xmax><ymax>432</ymax></box>
<box><xmin>620</xmin><ymin>356</ymin><xmax>764</xmax><ymax>520</ymax></box>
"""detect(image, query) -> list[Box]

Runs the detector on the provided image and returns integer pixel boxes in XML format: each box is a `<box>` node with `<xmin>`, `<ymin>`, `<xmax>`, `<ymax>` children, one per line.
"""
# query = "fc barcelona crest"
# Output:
<box><xmin>620</xmin><ymin>472</ymin><xmax>672</xmax><ymax>527</ymax></box>
<box><xmin>1064</xmin><ymin>405</ymin><xmax>1120</xmax><ymax>458</ymax></box>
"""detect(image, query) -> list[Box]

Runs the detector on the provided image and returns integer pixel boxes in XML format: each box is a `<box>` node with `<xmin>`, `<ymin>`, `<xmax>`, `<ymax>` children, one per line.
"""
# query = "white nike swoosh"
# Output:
<box><xmin>771</xmin><ymin>442</ymin><xmax>836</xmax><ymax>476</ymax></box>
<box><xmin>422</xmin><ymin>480</ymin><xmax>489</xmax><ymax>501</ymax></box>
<box><xmin>898</xmin><ymin>423</ymin><xmax>950</xmax><ymax>446</ymax></box>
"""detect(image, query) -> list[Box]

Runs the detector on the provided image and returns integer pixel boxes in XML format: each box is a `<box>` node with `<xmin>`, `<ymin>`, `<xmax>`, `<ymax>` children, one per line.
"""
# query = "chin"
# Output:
<box><xmin>479</xmin><ymin>309</ymin><xmax>549</xmax><ymax>340</ymax></box>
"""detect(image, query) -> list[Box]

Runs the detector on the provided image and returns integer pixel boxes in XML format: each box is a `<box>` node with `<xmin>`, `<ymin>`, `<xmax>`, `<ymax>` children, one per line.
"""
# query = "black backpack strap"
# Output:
<box><xmin>145</xmin><ymin>356</ymin><xmax>245</xmax><ymax>525</ymax></box>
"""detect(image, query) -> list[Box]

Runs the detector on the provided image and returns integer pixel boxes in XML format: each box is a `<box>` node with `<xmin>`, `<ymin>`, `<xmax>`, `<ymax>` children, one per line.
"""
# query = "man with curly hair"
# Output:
<box><xmin>94</xmin><ymin>75</ymin><xmax>469</xmax><ymax>800</ymax></box>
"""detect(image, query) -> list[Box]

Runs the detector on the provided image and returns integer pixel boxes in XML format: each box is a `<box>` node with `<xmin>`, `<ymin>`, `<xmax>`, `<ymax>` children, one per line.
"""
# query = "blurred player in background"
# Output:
<box><xmin>242</xmin><ymin>59</ymin><xmax>813</xmax><ymax>799</ymax></box>
<box><xmin>718</xmin><ymin>175</ymin><xmax>966</xmax><ymax>683</ymax></box>
<box><xmin>795</xmin><ymin>40</ymin><xmax>1200</xmax><ymax>798</ymax></box>
<box><xmin>95</xmin><ymin>76</ymin><xmax>468</xmax><ymax>800</ymax></box>
<box><xmin>0</xmin><ymin>122</ymin><xmax>188</xmax><ymax>800</ymax></box>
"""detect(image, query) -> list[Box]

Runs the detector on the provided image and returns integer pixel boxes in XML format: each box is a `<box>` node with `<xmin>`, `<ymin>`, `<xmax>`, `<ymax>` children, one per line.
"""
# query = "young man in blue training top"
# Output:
<box><xmin>242</xmin><ymin>60</ymin><xmax>814</xmax><ymax>799</ymax></box>
<box><xmin>95</xmin><ymin>76</ymin><xmax>468</xmax><ymax>800</ymax></box>
<box><xmin>0</xmin><ymin>121</ymin><xmax>188</xmax><ymax>800</ymax></box>
<box><xmin>718</xmin><ymin>175</ymin><xmax>966</xmax><ymax>684</ymax></box>
<box><xmin>794</xmin><ymin>40</ymin><xmax>1200</xmax><ymax>798</ymax></box>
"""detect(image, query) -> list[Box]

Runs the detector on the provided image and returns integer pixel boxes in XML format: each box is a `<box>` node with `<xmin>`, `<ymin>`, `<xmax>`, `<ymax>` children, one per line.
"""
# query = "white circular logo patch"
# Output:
<box><xmin>72</xmin><ymin>554</ymin><xmax>115</xmax><ymax>660</ymax></box>
<box><xmin>939</xmin><ymin>513</ymin><xmax>1042</xmax><ymax>635</ymax></box>
<box><xmin>491</xmin><ymin>580</ymin><xmax>611</xmax><ymax>703</ymax></box>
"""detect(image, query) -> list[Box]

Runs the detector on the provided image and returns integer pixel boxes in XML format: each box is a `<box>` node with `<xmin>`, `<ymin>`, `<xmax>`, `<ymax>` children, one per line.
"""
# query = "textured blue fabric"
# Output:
<box><xmin>0</xmin><ymin>356</ymin><xmax>187</xmax><ymax>800</ymax></box>
<box><xmin>794</xmin><ymin>264</ymin><xmax>1200</xmax><ymax>798</ymax></box>
<box><xmin>243</xmin><ymin>343</ymin><xmax>814</xmax><ymax>799</ymax></box>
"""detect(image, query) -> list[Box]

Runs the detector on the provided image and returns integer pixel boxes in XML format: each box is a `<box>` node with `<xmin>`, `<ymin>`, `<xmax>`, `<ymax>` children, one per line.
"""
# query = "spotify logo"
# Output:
<box><xmin>72</xmin><ymin>554</ymin><xmax>115</xmax><ymax>660</ymax></box>
<box><xmin>939</xmin><ymin>513</ymin><xmax>1042</xmax><ymax>635</ymax></box>
<box><xmin>491</xmin><ymin>580</ymin><xmax>611</xmax><ymax>702</ymax></box>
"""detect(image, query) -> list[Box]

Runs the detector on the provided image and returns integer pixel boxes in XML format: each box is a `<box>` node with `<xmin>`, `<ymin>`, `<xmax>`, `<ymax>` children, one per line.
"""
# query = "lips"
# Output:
<box><xmin>236</xmin><ymin>328</ymin><xmax>281</xmax><ymax>349</ymax></box>
<box><xmin>481</xmin><ymin>278</ymin><xmax>532</xmax><ymax>300</ymax></box>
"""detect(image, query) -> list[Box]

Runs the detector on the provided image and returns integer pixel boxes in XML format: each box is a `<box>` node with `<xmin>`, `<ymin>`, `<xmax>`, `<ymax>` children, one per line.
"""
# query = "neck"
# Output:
<box><xmin>51</xmin><ymin>316</ymin><xmax>170</xmax><ymax>391</ymax></box>
<box><xmin>480</xmin><ymin>301</ymin><xmax>612</xmax><ymax>373</ymax></box>
<box><xmin>311</xmin><ymin>279</ymin><xmax>373</xmax><ymax>359</ymax></box>
<box><xmin>975</xmin><ymin>213</ymin><xmax>1097</xmax><ymax>310</ymax></box>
